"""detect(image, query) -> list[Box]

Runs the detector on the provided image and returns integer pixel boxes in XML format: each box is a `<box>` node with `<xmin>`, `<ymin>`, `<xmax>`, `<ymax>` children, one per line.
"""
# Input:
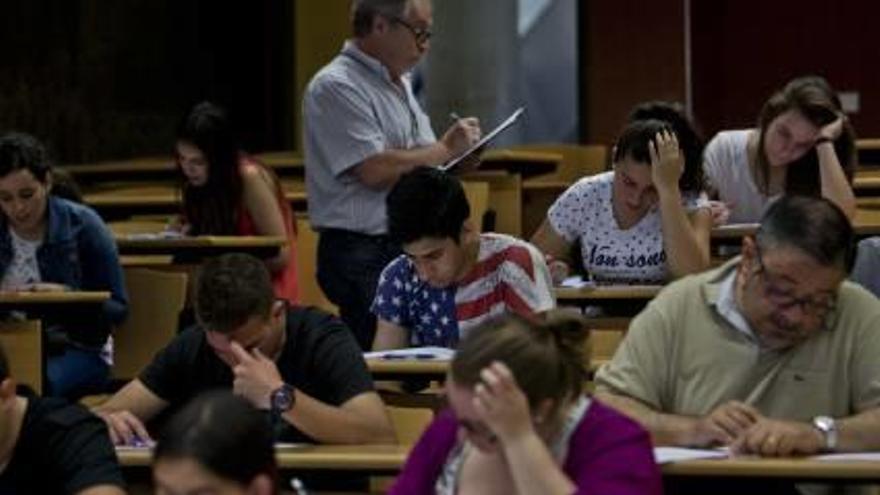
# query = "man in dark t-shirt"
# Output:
<box><xmin>95</xmin><ymin>253</ymin><xmax>394</xmax><ymax>445</ymax></box>
<box><xmin>0</xmin><ymin>347</ymin><xmax>125</xmax><ymax>495</ymax></box>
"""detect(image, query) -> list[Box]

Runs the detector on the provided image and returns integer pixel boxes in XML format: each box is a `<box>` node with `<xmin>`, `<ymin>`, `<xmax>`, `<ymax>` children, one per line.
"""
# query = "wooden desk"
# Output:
<box><xmin>114</xmin><ymin>235</ymin><xmax>287</xmax><ymax>258</ymax></box>
<box><xmin>555</xmin><ymin>285</ymin><xmax>662</xmax><ymax>302</ymax></box>
<box><xmin>479</xmin><ymin>149</ymin><xmax>562</xmax><ymax>178</ymax></box>
<box><xmin>367</xmin><ymin>359</ymin><xmax>448</xmax><ymax>381</ymax></box>
<box><xmin>84</xmin><ymin>184</ymin><xmax>307</xmax><ymax>219</ymax></box>
<box><xmin>854</xmin><ymin>169</ymin><xmax>880</xmax><ymax>192</ymax></box>
<box><xmin>0</xmin><ymin>291</ymin><xmax>110</xmax><ymax>393</ymax></box>
<box><xmin>662</xmin><ymin>456</ymin><xmax>880</xmax><ymax>482</ymax></box>
<box><xmin>62</xmin><ymin>151</ymin><xmax>304</xmax><ymax>183</ymax></box>
<box><xmin>712</xmin><ymin>210</ymin><xmax>880</xmax><ymax>247</ymax></box>
<box><xmin>119</xmin><ymin>444</ymin><xmax>410</xmax><ymax>473</ymax></box>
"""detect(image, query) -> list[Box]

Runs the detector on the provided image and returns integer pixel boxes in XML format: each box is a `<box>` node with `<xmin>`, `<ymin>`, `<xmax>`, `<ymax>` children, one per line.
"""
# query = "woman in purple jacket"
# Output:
<box><xmin>391</xmin><ymin>311</ymin><xmax>662</xmax><ymax>495</ymax></box>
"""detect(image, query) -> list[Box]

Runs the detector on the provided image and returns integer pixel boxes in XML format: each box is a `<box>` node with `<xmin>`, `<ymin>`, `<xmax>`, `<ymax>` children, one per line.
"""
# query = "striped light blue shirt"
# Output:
<box><xmin>303</xmin><ymin>40</ymin><xmax>436</xmax><ymax>235</ymax></box>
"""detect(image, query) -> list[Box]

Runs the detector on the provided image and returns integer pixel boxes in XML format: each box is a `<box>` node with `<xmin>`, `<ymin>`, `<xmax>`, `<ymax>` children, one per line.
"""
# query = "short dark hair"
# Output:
<box><xmin>351</xmin><ymin>0</ymin><xmax>410</xmax><ymax>37</ymax></box>
<box><xmin>0</xmin><ymin>132</ymin><xmax>52</xmax><ymax>183</ymax></box>
<box><xmin>154</xmin><ymin>391</ymin><xmax>278</xmax><ymax>491</ymax></box>
<box><xmin>194</xmin><ymin>253</ymin><xmax>274</xmax><ymax>334</ymax></box>
<box><xmin>756</xmin><ymin>195</ymin><xmax>854</xmax><ymax>271</ymax></box>
<box><xmin>387</xmin><ymin>166</ymin><xmax>470</xmax><ymax>245</ymax></box>
<box><xmin>0</xmin><ymin>343</ymin><xmax>8</xmax><ymax>382</ymax></box>
<box><xmin>451</xmin><ymin>311</ymin><xmax>590</xmax><ymax>415</ymax></box>
<box><xmin>628</xmin><ymin>101</ymin><xmax>705</xmax><ymax>193</ymax></box>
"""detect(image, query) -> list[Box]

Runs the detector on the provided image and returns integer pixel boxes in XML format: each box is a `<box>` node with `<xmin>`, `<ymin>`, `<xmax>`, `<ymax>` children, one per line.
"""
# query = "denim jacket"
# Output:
<box><xmin>0</xmin><ymin>196</ymin><xmax>128</xmax><ymax>349</ymax></box>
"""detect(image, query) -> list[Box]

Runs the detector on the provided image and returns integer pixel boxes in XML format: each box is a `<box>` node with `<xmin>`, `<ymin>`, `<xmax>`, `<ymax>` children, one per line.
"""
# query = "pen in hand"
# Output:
<box><xmin>449</xmin><ymin>112</ymin><xmax>462</xmax><ymax>124</ymax></box>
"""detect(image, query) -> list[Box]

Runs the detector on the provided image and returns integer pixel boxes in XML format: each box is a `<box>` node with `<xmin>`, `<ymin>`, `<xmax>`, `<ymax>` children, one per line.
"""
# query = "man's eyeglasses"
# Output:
<box><xmin>390</xmin><ymin>17</ymin><xmax>432</xmax><ymax>45</ymax></box>
<box><xmin>753</xmin><ymin>245</ymin><xmax>837</xmax><ymax>318</ymax></box>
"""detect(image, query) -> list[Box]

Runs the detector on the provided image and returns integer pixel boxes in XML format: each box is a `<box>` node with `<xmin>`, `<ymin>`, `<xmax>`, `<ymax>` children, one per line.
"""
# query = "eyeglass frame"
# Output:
<box><xmin>751</xmin><ymin>242</ymin><xmax>838</xmax><ymax>319</ymax></box>
<box><xmin>389</xmin><ymin>16</ymin><xmax>432</xmax><ymax>45</ymax></box>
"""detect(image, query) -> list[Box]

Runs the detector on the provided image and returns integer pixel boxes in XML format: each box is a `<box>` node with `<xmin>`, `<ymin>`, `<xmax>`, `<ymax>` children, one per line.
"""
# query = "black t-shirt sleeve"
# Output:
<box><xmin>138</xmin><ymin>329</ymin><xmax>200</xmax><ymax>403</ymax></box>
<box><xmin>309</xmin><ymin>320</ymin><xmax>375</xmax><ymax>405</ymax></box>
<box><xmin>40</xmin><ymin>402</ymin><xmax>126</xmax><ymax>494</ymax></box>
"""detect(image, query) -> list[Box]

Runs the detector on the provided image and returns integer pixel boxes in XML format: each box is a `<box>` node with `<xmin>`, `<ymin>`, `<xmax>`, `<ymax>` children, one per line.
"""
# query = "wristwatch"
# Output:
<box><xmin>270</xmin><ymin>383</ymin><xmax>296</xmax><ymax>415</ymax></box>
<box><xmin>812</xmin><ymin>415</ymin><xmax>838</xmax><ymax>452</ymax></box>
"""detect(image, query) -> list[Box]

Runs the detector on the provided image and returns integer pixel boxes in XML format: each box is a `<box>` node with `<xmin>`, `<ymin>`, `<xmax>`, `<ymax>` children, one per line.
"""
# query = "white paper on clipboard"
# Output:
<box><xmin>440</xmin><ymin>107</ymin><xmax>525</xmax><ymax>171</ymax></box>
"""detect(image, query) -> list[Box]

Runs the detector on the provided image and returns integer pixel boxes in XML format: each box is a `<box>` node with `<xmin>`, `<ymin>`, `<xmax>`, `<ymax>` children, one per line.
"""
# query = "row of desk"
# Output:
<box><xmin>115</xmin><ymin>444</ymin><xmax>880</xmax><ymax>483</ymax></box>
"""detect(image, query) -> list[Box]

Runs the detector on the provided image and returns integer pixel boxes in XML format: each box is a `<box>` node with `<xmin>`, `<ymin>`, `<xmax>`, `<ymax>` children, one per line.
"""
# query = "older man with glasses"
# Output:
<box><xmin>303</xmin><ymin>0</ymin><xmax>482</xmax><ymax>350</ymax></box>
<box><xmin>594</xmin><ymin>196</ymin><xmax>880</xmax><ymax>465</ymax></box>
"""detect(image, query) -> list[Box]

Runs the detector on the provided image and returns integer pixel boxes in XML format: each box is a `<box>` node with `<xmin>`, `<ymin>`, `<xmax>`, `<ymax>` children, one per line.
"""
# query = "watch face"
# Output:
<box><xmin>272</xmin><ymin>385</ymin><xmax>295</xmax><ymax>412</ymax></box>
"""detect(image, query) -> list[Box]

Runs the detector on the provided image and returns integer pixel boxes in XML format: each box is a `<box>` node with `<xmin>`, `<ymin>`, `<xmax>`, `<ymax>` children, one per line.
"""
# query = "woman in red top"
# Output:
<box><xmin>174</xmin><ymin>101</ymin><xmax>298</xmax><ymax>302</ymax></box>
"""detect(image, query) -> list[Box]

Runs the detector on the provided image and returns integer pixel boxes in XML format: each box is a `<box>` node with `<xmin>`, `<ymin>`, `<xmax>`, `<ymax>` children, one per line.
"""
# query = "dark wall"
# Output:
<box><xmin>0</xmin><ymin>1</ymin><xmax>292</xmax><ymax>164</ymax></box>
<box><xmin>581</xmin><ymin>0</ymin><xmax>686</xmax><ymax>145</ymax></box>
<box><xmin>691</xmin><ymin>0</ymin><xmax>880</xmax><ymax>138</ymax></box>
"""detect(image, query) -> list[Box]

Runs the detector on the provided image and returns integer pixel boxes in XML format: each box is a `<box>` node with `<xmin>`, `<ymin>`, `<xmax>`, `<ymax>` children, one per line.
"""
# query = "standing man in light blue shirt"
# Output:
<box><xmin>303</xmin><ymin>0</ymin><xmax>482</xmax><ymax>349</ymax></box>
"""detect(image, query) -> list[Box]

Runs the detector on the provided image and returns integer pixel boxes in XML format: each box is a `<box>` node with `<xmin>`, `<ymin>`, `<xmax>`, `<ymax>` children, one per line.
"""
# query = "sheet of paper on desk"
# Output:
<box><xmin>363</xmin><ymin>346</ymin><xmax>455</xmax><ymax>360</ymax></box>
<box><xmin>714</xmin><ymin>223</ymin><xmax>760</xmax><ymax>232</ymax></box>
<box><xmin>115</xmin><ymin>444</ymin><xmax>153</xmax><ymax>452</ymax></box>
<box><xmin>558</xmin><ymin>275</ymin><xmax>595</xmax><ymax>289</ymax></box>
<box><xmin>812</xmin><ymin>452</ymin><xmax>880</xmax><ymax>462</ymax></box>
<box><xmin>440</xmin><ymin>107</ymin><xmax>525</xmax><ymax>172</ymax></box>
<box><xmin>124</xmin><ymin>231</ymin><xmax>185</xmax><ymax>240</ymax></box>
<box><xmin>275</xmin><ymin>442</ymin><xmax>309</xmax><ymax>451</ymax></box>
<box><xmin>653</xmin><ymin>447</ymin><xmax>728</xmax><ymax>464</ymax></box>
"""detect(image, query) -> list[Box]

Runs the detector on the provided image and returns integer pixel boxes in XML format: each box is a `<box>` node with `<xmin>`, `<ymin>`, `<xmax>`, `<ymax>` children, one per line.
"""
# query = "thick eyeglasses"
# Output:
<box><xmin>391</xmin><ymin>17</ymin><xmax>432</xmax><ymax>45</ymax></box>
<box><xmin>753</xmin><ymin>245</ymin><xmax>837</xmax><ymax>318</ymax></box>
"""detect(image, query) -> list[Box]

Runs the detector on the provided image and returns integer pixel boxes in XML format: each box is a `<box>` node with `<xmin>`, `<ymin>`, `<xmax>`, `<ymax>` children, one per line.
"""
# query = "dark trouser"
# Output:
<box><xmin>317</xmin><ymin>229</ymin><xmax>401</xmax><ymax>350</ymax></box>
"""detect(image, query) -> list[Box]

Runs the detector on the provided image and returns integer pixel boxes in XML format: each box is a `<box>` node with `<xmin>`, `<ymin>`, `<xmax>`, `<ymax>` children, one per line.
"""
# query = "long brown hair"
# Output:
<box><xmin>451</xmin><ymin>311</ymin><xmax>590</xmax><ymax>414</ymax></box>
<box><xmin>176</xmin><ymin>101</ymin><xmax>243</xmax><ymax>235</ymax></box>
<box><xmin>755</xmin><ymin>76</ymin><xmax>857</xmax><ymax>196</ymax></box>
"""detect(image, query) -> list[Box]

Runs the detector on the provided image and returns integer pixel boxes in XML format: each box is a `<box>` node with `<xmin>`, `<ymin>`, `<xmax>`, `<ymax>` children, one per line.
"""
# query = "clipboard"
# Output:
<box><xmin>440</xmin><ymin>107</ymin><xmax>525</xmax><ymax>171</ymax></box>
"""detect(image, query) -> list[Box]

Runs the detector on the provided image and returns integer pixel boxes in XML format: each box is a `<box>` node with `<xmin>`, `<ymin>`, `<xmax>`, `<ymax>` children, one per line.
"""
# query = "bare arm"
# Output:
<box><xmin>229</xmin><ymin>342</ymin><xmax>395</xmax><ymax>444</ymax></box>
<box><xmin>530</xmin><ymin>220</ymin><xmax>575</xmax><ymax>284</ymax></box>
<box><xmin>658</xmin><ymin>195</ymin><xmax>712</xmax><ymax>277</ymax></box>
<box><xmin>281</xmin><ymin>390</ymin><xmax>396</xmax><ymax>444</ymax></box>
<box><xmin>595</xmin><ymin>389</ymin><xmax>760</xmax><ymax>448</ymax></box>
<box><xmin>650</xmin><ymin>131</ymin><xmax>711</xmax><ymax>278</ymax></box>
<box><xmin>240</xmin><ymin>164</ymin><xmax>290</xmax><ymax>271</ymax></box>
<box><xmin>372</xmin><ymin>318</ymin><xmax>409</xmax><ymax>351</ymax></box>
<box><xmin>77</xmin><ymin>486</ymin><xmax>127</xmax><ymax>495</ymax></box>
<box><xmin>354</xmin><ymin>118</ymin><xmax>481</xmax><ymax>189</ymax></box>
<box><xmin>92</xmin><ymin>379</ymin><xmax>168</xmax><ymax>445</ymax></box>
<box><xmin>816</xmin><ymin>140</ymin><xmax>856</xmax><ymax>220</ymax></box>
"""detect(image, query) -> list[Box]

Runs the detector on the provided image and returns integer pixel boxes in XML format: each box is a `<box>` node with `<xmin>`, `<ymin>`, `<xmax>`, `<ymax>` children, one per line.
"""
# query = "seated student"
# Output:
<box><xmin>371</xmin><ymin>167</ymin><xmax>555</xmax><ymax>350</ymax></box>
<box><xmin>0</xmin><ymin>132</ymin><xmax>128</xmax><ymax>399</ymax></box>
<box><xmin>391</xmin><ymin>311</ymin><xmax>662</xmax><ymax>494</ymax></box>
<box><xmin>531</xmin><ymin>116</ymin><xmax>712</xmax><ymax>284</ymax></box>
<box><xmin>0</xmin><ymin>343</ymin><xmax>126</xmax><ymax>494</ymax></box>
<box><xmin>173</xmin><ymin>101</ymin><xmax>298</xmax><ymax>303</ymax></box>
<box><xmin>595</xmin><ymin>196</ymin><xmax>880</xmax><ymax>457</ymax></box>
<box><xmin>704</xmin><ymin>75</ymin><xmax>856</xmax><ymax>224</ymax></box>
<box><xmin>153</xmin><ymin>391</ymin><xmax>280</xmax><ymax>495</ymax></box>
<box><xmin>94</xmin><ymin>253</ymin><xmax>393</xmax><ymax>445</ymax></box>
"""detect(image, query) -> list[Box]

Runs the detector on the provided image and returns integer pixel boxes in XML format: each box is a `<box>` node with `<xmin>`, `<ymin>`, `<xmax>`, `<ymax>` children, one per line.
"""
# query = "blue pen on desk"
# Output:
<box><xmin>382</xmin><ymin>353</ymin><xmax>436</xmax><ymax>360</ymax></box>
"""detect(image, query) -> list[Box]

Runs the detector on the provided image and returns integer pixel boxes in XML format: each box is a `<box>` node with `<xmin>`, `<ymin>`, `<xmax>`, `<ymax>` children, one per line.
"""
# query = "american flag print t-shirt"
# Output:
<box><xmin>372</xmin><ymin>233</ymin><xmax>555</xmax><ymax>347</ymax></box>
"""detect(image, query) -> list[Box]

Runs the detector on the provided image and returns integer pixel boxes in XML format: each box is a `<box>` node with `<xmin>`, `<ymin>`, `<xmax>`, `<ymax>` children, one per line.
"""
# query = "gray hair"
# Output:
<box><xmin>756</xmin><ymin>195</ymin><xmax>854</xmax><ymax>272</ymax></box>
<box><xmin>351</xmin><ymin>0</ymin><xmax>411</xmax><ymax>37</ymax></box>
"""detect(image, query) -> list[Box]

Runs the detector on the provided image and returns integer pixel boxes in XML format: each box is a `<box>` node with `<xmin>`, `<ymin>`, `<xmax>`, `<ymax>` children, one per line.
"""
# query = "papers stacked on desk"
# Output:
<box><xmin>654</xmin><ymin>447</ymin><xmax>728</xmax><ymax>464</ymax></box>
<box><xmin>364</xmin><ymin>346</ymin><xmax>455</xmax><ymax>361</ymax></box>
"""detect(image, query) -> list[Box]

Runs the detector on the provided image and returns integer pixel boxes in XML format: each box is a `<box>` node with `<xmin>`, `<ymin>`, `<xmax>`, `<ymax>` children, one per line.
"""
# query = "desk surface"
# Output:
<box><xmin>84</xmin><ymin>184</ymin><xmax>307</xmax><ymax>209</ymax></box>
<box><xmin>854</xmin><ymin>169</ymin><xmax>880</xmax><ymax>190</ymax></box>
<box><xmin>118</xmin><ymin>444</ymin><xmax>410</xmax><ymax>471</ymax></box>
<box><xmin>555</xmin><ymin>285</ymin><xmax>662</xmax><ymax>301</ymax></box>
<box><xmin>0</xmin><ymin>291</ymin><xmax>110</xmax><ymax>304</ymax></box>
<box><xmin>661</xmin><ymin>456</ymin><xmax>880</xmax><ymax>480</ymax></box>
<box><xmin>478</xmin><ymin>149</ymin><xmax>562</xmax><ymax>178</ymax></box>
<box><xmin>62</xmin><ymin>152</ymin><xmax>303</xmax><ymax>177</ymax></box>
<box><xmin>711</xmin><ymin>209</ymin><xmax>880</xmax><ymax>240</ymax></box>
<box><xmin>115</xmin><ymin>235</ymin><xmax>287</xmax><ymax>257</ymax></box>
